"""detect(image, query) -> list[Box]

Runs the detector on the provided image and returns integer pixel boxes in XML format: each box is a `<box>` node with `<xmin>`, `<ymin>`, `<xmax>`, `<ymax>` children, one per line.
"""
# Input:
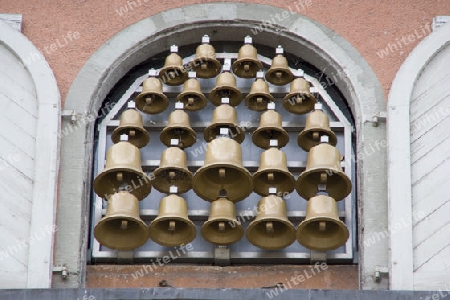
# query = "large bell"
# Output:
<box><xmin>265</xmin><ymin>46</ymin><xmax>294</xmax><ymax>86</ymax></box>
<box><xmin>192</xmin><ymin>137</ymin><xmax>252</xmax><ymax>202</ymax></box>
<box><xmin>282</xmin><ymin>77</ymin><xmax>316</xmax><ymax>114</ymax></box>
<box><xmin>296</xmin><ymin>194</ymin><xmax>349</xmax><ymax>251</ymax></box>
<box><xmin>232</xmin><ymin>36</ymin><xmax>263</xmax><ymax>78</ymax></box>
<box><xmin>201</xmin><ymin>197</ymin><xmax>244</xmax><ymax>245</ymax></box>
<box><xmin>246</xmin><ymin>195</ymin><xmax>296</xmax><ymax>250</ymax></box>
<box><xmin>159</xmin><ymin>45</ymin><xmax>188</xmax><ymax>86</ymax></box>
<box><xmin>297</xmin><ymin>105</ymin><xmax>337</xmax><ymax>151</ymax></box>
<box><xmin>176</xmin><ymin>73</ymin><xmax>207</xmax><ymax>111</ymax></box>
<box><xmin>111</xmin><ymin>109</ymin><xmax>149</xmax><ymax>148</ymax></box>
<box><xmin>245</xmin><ymin>77</ymin><xmax>274</xmax><ymax>111</ymax></box>
<box><xmin>252</xmin><ymin>109</ymin><xmax>289</xmax><ymax>149</ymax></box>
<box><xmin>296</xmin><ymin>141</ymin><xmax>351</xmax><ymax>201</ymax></box>
<box><xmin>203</xmin><ymin>104</ymin><xmax>245</xmax><ymax>144</ymax></box>
<box><xmin>135</xmin><ymin>70</ymin><xmax>169</xmax><ymax>114</ymax></box>
<box><xmin>192</xmin><ymin>35</ymin><xmax>221</xmax><ymax>78</ymax></box>
<box><xmin>209</xmin><ymin>66</ymin><xmax>243</xmax><ymax>106</ymax></box>
<box><xmin>148</xmin><ymin>194</ymin><xmax>197</xmax><ymax>247</ymax></box>
<box><xmin>160</xmin><ymin>110</ymin><xmax>196</xmax><ymax>149</ymax></box>
<box><xmin>253</xmin><ymin>148</ymin><xmax>295</xmax><ymax>196</ymax></box>
<box><xmin>94</xmin><ymin>191</ymin><xmax>148</xmax><ymax>250</ymax></box>
<box><xmin>152</xmin><ymin>147</ymin><xmax>192</xmax><ymax>194</ymax></box>
<box><xmin>94</xmin><ymin>141</ymin><xmax>151</xmax><ymax>201</ymax></box>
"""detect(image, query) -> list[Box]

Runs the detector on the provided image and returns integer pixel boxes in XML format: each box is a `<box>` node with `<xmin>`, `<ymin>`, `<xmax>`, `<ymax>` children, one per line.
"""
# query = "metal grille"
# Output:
<box><xmin>90</xmin><ymin>51</ymin><xmax>356</xmax><ymax>265</ymax></box>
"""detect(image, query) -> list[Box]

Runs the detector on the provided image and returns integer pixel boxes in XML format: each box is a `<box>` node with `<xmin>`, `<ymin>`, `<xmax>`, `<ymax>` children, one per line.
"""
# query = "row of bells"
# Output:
<box><xmin>158</xmin><ymin>35</ymin><xmax>296</xmax><ymax>85</ymax></box>
<box><xmin>95</xmin><ymin>191</ymin><xmax>348</xmax><ymax>252</ymax></box>
<box><xmin>113</xmin><ymin>103</ymin><xmax>336</xmax><ymax>151</ymax></box>
<box><xmin>137</xmin><ymin>68</ymin><xmax>315</xmax><ymax>115</ymax></box>
<box><xmin>93</xmin><ymin>134</ymin><xmax>351</xmax><ymax>251</ymax></box>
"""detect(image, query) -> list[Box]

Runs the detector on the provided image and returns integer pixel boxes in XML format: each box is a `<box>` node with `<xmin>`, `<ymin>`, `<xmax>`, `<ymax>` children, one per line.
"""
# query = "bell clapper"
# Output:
<box><xmin>201</xmin><ymin>63</ymin><xmax>208</xmax><ymax>70</ymax></box>
<box><xmin>265</xmin><ymin>221</ymin><xmax>274</xmax><ymax>233</ymax></box>
<box><xmin>275</xmin><ymin>71</ymin><xmax>283</xmax><ymax>79</ymax></box>
<box><xmin>244</xmin><ymin>64</ymin><xmax>250</xmax><ymax>72</ymax></box>
<box><xmin>169</xmin><ymin>71</ymin><xmax>176</xmax><ymax>79</ymax></box>
<box><xmin>257</xmin><ymin>97</ymin><xmax>263</xmax><ymax>104</ymax></box>
<box><xmin>116</xmin><ymin>172</ymin><xmax>123</xmax><ymax>182</ymax></box>
<box><xmin>312</xmin><ymin>131</ymin><xmax>320</xmax><ymax>141</ymax></box>
<box><xmin>169</xmin><ymin>171</ymin><xmax>176</xmax><ymax>181</ymax></box>
<box><xmin>320</xmin><ymin>172</ymin><xmax>328</xmax><ymax>184</ymax></box>
<box><xmin>168</xmin><ymin>220</ymin><xmax>176</xmax><ymax>231</ymax></box>
<box><xmin>145</xmin><ymin>96</ymin><xmax>153</xmax><ymax>105</ymax></box>
<box><xmin>219</xmin><ymin>168</ymin><xmax>226</xmax><ymax>178</ymax></box>
<box><xmin>120</xmin><ymin>220</ymin><xmax>128</xmax><ymax>230</ymax></box>
<box><xmin>267</xmin><ymin>172</ymin><xmax>275</xmax><ymax>182</ymax></box>
<box><xmin>319</xmin><ymin>221</ymin><xmax>327</xmax><ymax>231</ymax></box>
<box><xmin>218</xmin><ymin>221</ymin><xmax>226</xmax><ymax>231</ymax></box>
<box><xmin>188</xmin><ymin>97</ymin><xmax>196</xmax><ymax>106</ymax></box>
<box><xmin>129</xmin><ymin>129</ymin><xmax>136</xmax><ymax>137</ymax></box>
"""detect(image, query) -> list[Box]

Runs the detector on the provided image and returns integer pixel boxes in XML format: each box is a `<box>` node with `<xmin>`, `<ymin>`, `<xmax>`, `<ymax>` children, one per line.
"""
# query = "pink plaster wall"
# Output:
<box><xmin>1</xmin><ymin>0</ymin><xmax>449</xmax><ymax>103</ymax></box>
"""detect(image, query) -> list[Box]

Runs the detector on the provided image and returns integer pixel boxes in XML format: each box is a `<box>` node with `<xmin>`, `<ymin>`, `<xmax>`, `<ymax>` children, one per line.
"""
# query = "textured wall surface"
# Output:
<box><xmin>1</xmin><ymin>0</ymin><xmax>449</xmax><ymax>103</ymax></box>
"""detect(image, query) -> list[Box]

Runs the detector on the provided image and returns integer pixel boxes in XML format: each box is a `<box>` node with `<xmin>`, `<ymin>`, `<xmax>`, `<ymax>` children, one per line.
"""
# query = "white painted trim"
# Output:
<box><xmin>387</xmin><ymin>22</ymin><xmax>450</xmax><ymax>290</ymax></box>
<box><xmin>0</xmin><ymin>20</ymin><xmax>60</xmax><ymax>288</ymax></box>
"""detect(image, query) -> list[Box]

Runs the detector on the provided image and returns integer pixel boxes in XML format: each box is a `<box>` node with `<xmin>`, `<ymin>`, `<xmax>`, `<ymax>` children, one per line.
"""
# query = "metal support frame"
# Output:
<box><xmin>90</xmin><ymin>52</ymin><xmax>356</xmax><ymax>265</ymax></box>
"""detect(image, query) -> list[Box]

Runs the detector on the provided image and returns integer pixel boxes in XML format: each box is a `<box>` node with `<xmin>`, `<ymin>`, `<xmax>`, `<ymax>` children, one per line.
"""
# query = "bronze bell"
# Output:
<box><xmin>148</xmin><ymin>194</ymin><xmax>197</xmax><ymax>247</ymax></box>
<box><xmin>192</xmin><ymin>35</ymin><xmax>221</xmax><ymax>78</ymax></box>
<box><xmin>176</xmin><ymin>73</ymin><xmax>207</xmax><ymax>111</ymax></box>
<box><xmin>282</xmin><ymin>76</ymin><xmax>316</xmax><ymax>114</ymax></box>
<box><xmin>253</xmin><ymin>148</ymin><xmax>295</xmax><ymax>196</ymax></box>
<box><xmin>159</xmin><ymin>45</ymin><xmax>188</xmax><ymax>86</ymax></box>
<box><xmin>111</xmin><ymin>108</ymin><xmax>149</xmax><ymax>148</ymax></box>
<box><xmin>204</xmin><ymin>104</ymin><xmax>245</xmax><ymax>144</ymax></box>
<box><xmin>94</xmin><ymin>141</ymin><xmax>152</xmax><ymax>201</ymax></box>
<box><xmin>232</xmin><ymin>36</ymin><xmax>263</xmax><ymax>78</ymax></box>
<box><xmin>201</xmin><ymin>197</ymin><xmax>244</xmax><ymax>245</ymax></box>
<box><xmin>297</xmin><ymin>104</ymin><xmax>337</xmax><ymax>151</ymax></box>
<box><xmin>246</xmin><ymin>195</ymin><xmax>296</xmax><ymax>250</ymax></box>
<box><xmin>296</xmin><ymin>194</ymin><xmax>349</xmax><ymax>251</ymax></box>
<box><xmin>135</xmin><ymin>69</ymin><xmax>169</xmax><ymax>114</ymax></box>
<box><xmin>265</xmin><ymin>46</ymin><xmax>294</xmax><ymax>86</ymax></box>
<box><xmin>209</xmin><ymin>61</ymin><xmax>243</xmax><ymax>106</ymax></box>
<box><xmin>252</xmin><ymin>109</ymin><xmax>289</xmax><ymax>149</ymax></box>
<box><xmin>94</xmin><ymin>191</ymin><xmax>148</xmax><ymax>250</ymax></box>
<box><xmin>160</xmin><ymin>109</ymin><xmax>197</xmax><ymax>149</ymax></box>
<box><xmin>245</xmin><ymin>76</ymin><xmax>274</xmax><ymax>111</ymax></box>
<box><xmin>152</xmin><ymin>147</ymin><xmax>192</xmax><ymax>194</ymax></box>
<box><xmin>192</xmin><ymin>137</ymin><xmax>253</xmax><ymax>202</ymax></box>
<box><xmin>296</xmin><ymin>139</ymin><xmax>351</xmax><ymax>201</ymax></box>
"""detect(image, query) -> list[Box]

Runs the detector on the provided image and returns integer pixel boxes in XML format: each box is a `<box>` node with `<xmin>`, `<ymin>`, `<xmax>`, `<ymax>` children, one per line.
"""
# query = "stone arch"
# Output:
<box><xmin>58</xmin><ymin>3</ymin><xmax>386</xmax><ymax>288</ymax></box>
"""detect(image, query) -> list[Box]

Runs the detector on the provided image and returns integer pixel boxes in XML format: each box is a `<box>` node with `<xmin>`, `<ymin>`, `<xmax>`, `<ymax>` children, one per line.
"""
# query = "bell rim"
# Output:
<box><xmin>111</xmin><ymin>127</ymin><xmax>150</xmax><ymax>148</ymax></box>
<box><xmin>295</xmin><ymin>168</ymin><xmax>352</xmax><ymax>201</ymax></box>
<box><xmin>135</xmin><ymin>92</ymin><xmax>169</xmax><ymax>114</ymax></box>
<box><xmin>209</xmin><ymin>86</ymin><xmax>243</xmax><ymax>106</ymax></box>
<box><xmin>192</xmin><ymin>164</ymin><xmax>253</xmax><ymax>202</ymax></box>
<box><xmin>201</xmin><ymin>220</ymin><xmax>244</xmax><ymax>245</ymax></box>
<box><xmin>158</xmin><ymin>67</ymin><xmax>188</xmax><ymax>86</ymax></box>
<box><xmin>148</xmin><ymin>216</ymin><xmax>197</xmax><ymax>247</ymax></box>
<box><xmin>297</xmin><ymin>130</ymin><xmax>338</xmax><ymax>152</ymax></box>
<box><xmin>282</xmin><ymin>93</ymin><xmax>316</xmax><ymax>115</ymax></box>
<box><xmin>252</xmin><ymin>127</ymin><xmax>290</xmax><ymax>149</ymax></box>
<box><xmin>265</xmin><ymin>68</ymin><xmax>294</xmax><ymax>86</ymax></box>
<box><xmin>203</xmin><ymin>123</ymin><xmax>245</xmax><ymax>144</ymax></box>
<box><xmin>152</xmin><ymin>167</ymin><xmax>193</xmax><ymax>194</ymax></box>
<box><xmin>252</xmin><ymin>170</ymin><xmax>296</xmax><ymax>196</ymax></box>
<box><xmin>192</xmin><ymin>57</ymin><xmax>222</xmax><ymax>78</ymax></box>
<box><xmin>296</xmin><ymin>217</ymin><xmax>349</xmax><ymax>251</ymax></box>
<box><xmin>94</xmin><ymin>216</ymin><xmax>148</xmax><ymax>251</ymax></box>
<box><xmin>231</xmin><ymin>59</ymin><xmax>263</xmax><ymax>78</ymax></box>
<box><xmin>159</xmin><ymin>127</ymin><xmax>197</xmax><ymax>148</ymax></box>
<box><xmin>246</xmin><ymin>219</ymin><xmax>296</xmax><ymax>250</ymax></box>
<box><xmin>176</xmin><ymin>92</ymin><xmax>208</xmax><ymax>111</ymax></box>
<box><xmin>93</xmin><ymin>168</ymin><xmax>152</xmax><ymax>200</ymax></box>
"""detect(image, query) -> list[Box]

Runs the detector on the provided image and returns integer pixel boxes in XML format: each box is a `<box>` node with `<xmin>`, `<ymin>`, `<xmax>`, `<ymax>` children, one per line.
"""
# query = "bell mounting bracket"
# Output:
<box><xmin>372</xmin><ymin>111</ymin><xmax>387</xmax><ymax>127</ymax></box>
